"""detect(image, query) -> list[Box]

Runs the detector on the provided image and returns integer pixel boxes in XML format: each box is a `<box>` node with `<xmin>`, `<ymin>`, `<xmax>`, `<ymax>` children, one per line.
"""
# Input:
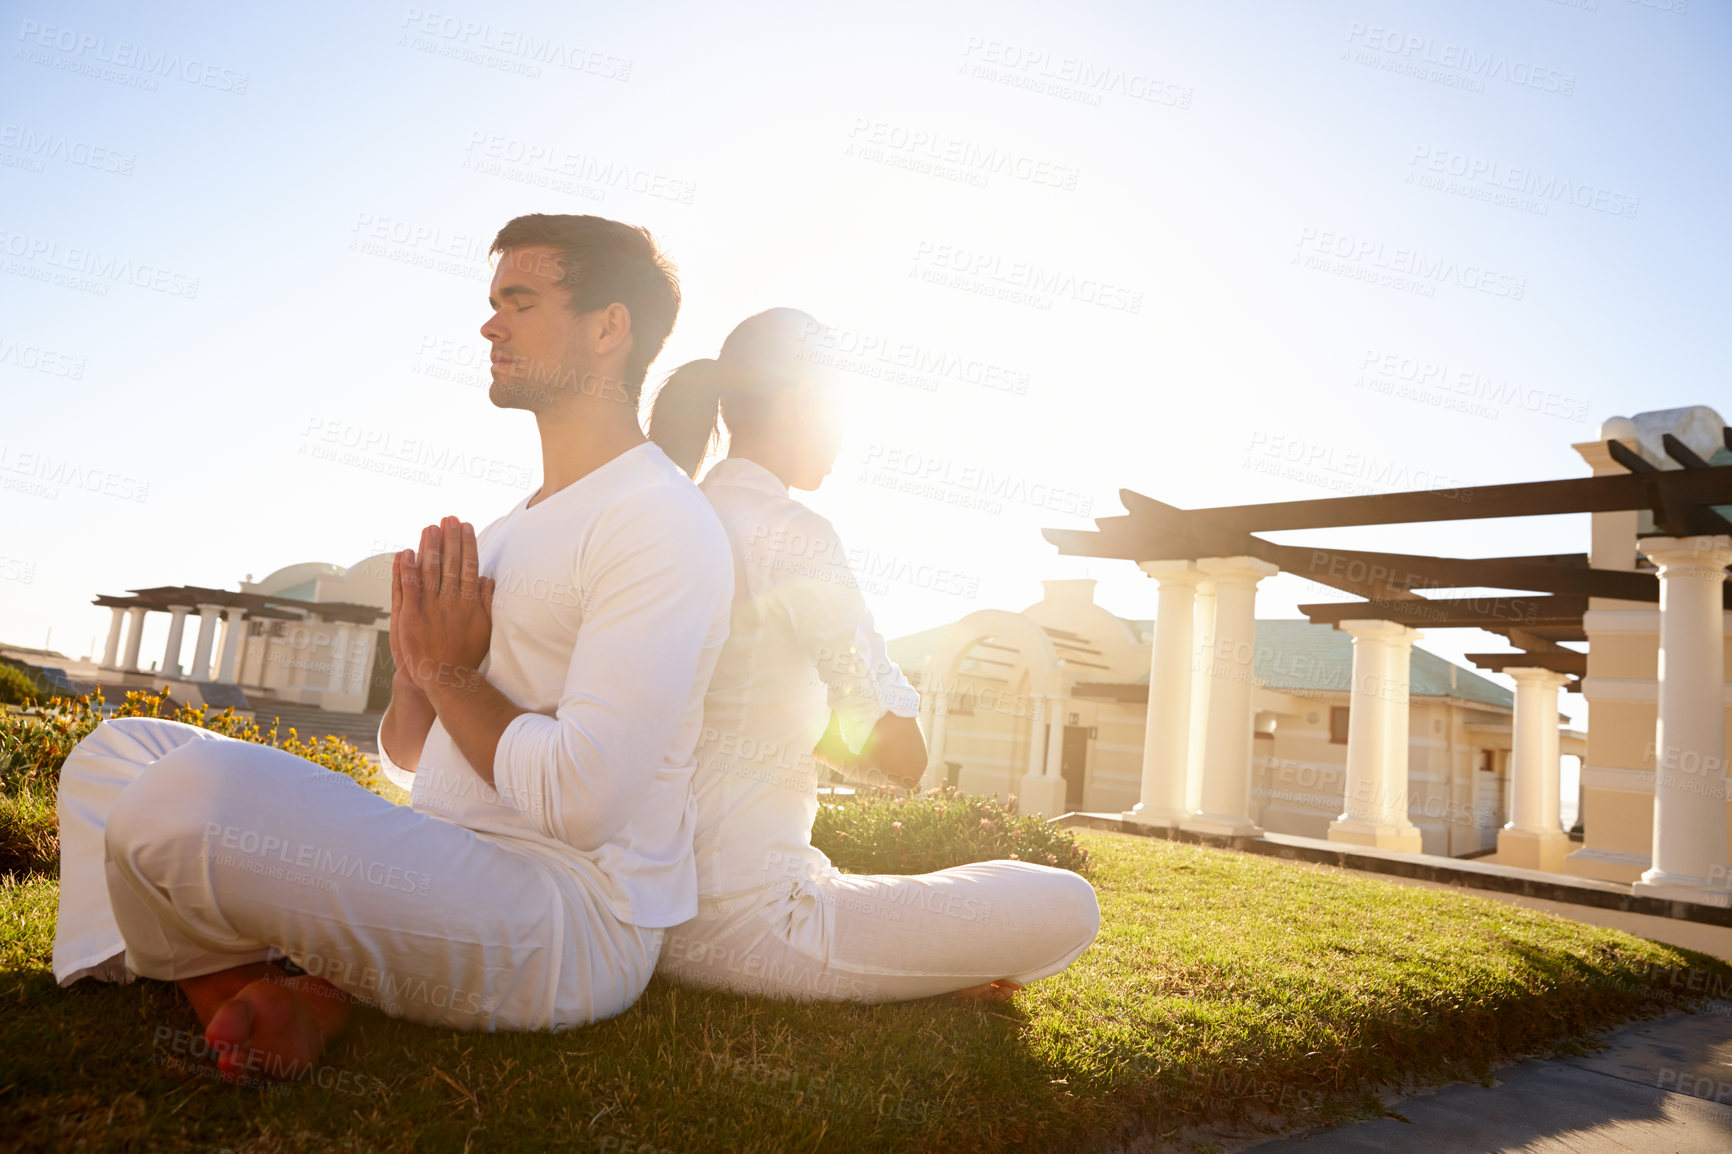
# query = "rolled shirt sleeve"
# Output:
<box><xmin>374</xmin><ymin>716</ymin><xmax>418</xmax><ymax>793</ymax></box>
<box><xmin>490</xmin><ymin>485</ymin><xmax>733</xmax><ymax>853</ymax></box>
<box><xmin>775</xmin><ymin>508</ymin><xmax>920</xmax><ymax>755</ymax></box>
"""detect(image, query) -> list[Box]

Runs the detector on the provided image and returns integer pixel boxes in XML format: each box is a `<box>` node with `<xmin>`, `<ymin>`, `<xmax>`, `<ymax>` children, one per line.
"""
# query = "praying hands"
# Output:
<box><xmin>392</xmin><ymin>515</ymin><xmax>496</xmax><ymax>695</ymax></box>
<box><xmin>387</xmin><ymin>513</ymin><xmax>528</xmax><ymax>789</ymax></box>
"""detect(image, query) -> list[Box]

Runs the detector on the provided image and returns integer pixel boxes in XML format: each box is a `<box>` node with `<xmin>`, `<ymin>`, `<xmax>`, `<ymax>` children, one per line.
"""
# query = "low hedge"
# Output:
<box><xmin>0</xmin><ymin>661</ymin><xmax>46</xmax><ymax>707</ymax></box>
<box><xmin>3</xmin><ymin>690</ymin><xmax>1086</xmax><ymax>883</ymax></box>
<box><xmin>812</xmin><ymin>784</ymin><xmax>1090</xmax><ymax>876</ymax></box>
<box><xmin>0</xmin><ymin>688</ymin><xmax>381</xmax><ymax>880</ymax></box>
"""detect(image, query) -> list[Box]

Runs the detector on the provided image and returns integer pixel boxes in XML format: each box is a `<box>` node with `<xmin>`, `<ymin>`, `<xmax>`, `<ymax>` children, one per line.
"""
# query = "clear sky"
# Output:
<box><xmin>2</xmin><ymin>0</ymin><xmax>1727</xmax><ymax>733</ymax></box>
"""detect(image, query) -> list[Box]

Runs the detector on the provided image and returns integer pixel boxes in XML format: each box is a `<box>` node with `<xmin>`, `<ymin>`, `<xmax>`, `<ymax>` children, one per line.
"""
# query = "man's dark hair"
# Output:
<box><xmin>489</xmin><ymin>214</ymin><xmax>680</xmax><ymax>402</ymax></box>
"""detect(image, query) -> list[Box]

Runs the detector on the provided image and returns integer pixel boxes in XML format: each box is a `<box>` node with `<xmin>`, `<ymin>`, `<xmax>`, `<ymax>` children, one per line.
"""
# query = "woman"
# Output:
<box><xmin>647</xmin><ymin>308</ymin><xmax>1100</xmax><ymax>1003</ymax></box>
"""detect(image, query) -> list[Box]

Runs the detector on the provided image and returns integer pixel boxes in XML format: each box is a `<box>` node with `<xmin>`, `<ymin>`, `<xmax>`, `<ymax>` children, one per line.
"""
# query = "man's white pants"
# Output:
<box><xmin>53</xmin><ymin>716</ymin><xmax>661</xmax><ymax>1031</ymax></box>
<box><xmin>657</xmin><ymin>860</ymin><xmax>1100</xmax><ymax>1002</ymax></box>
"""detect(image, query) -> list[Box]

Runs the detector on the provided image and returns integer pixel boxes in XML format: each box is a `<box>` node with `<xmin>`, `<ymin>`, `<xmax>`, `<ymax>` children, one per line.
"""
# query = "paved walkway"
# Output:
<box><xmin>1245</xmin><ymin>1002</ymin><xmax>1732</xmax><ymax>1153</ymax></box>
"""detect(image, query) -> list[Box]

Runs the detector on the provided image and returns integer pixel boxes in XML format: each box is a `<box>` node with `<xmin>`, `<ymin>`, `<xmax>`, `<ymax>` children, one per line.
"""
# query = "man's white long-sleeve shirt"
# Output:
<box><xmin>377</xmin><ymin>441</ymin><xmax>734</xmax><ymax>928</ymax></box>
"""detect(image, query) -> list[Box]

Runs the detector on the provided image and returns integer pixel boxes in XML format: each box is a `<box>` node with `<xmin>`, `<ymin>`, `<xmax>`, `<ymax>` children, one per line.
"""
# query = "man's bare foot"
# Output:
<box><xmin>177</xmin><ymin>961</ymin><xmax>281</xmax><ymax>1026</ymax></box>
<box><xmin>951</xmin><ymin>978</ymin><xmax>1023</xmax><ymax>1002</ymax></box>
<box><xmin>178</xmin><ymin>965</ymin><xmax>351</xmax><ymax>1081</ymax></box>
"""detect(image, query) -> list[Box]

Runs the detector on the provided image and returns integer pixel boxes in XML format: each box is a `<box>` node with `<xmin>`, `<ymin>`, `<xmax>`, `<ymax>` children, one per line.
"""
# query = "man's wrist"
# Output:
<box><xmin>380</xmin><ymin>684</ymin><xmax>432</xmax><ymax>776</ymax></box>
<box><xmin>419</xmin><ymin>664</ymin><xmax>521</xmax><ymax>789</ymax></box>
<box><xmin>420</xmin><ymin>662</ymin><xmax>487</xmax><ymax>710</ymax></box>
<box><xmin>392</xmin><ymin>670</ymin><xmax>430</xmax><ymax>702</ymax></box>
<box><xmin>399</xmin><ymin>657</ymin><xmax>476</xmax><ymax>694</ymax></box>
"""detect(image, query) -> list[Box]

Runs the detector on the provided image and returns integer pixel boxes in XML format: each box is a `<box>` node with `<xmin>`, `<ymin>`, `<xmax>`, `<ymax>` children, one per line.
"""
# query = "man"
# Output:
<box><xmin>51</xmin><ymin>214</ymin><xmax>734</xmax><ymax>1079</ymax></box>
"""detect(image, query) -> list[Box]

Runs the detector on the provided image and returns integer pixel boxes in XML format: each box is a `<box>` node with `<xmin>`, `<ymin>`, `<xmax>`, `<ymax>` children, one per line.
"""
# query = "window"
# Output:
<box><xmin>1330</xmin><ymin>706</ymin><xmax>1350</xmax><ymax>744</ymax></box>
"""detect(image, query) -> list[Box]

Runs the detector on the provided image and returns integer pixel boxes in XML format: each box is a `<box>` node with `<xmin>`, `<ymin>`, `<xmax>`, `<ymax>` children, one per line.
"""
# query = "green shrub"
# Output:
<box><xmin>0</xmin><ymin>690</ymin><xmax>103</xmax><ymax>795</ymax></box>
<box><xmin>0</xmin><ymin>687</ymin><xmax>383</xmax><ymax>879</ymax></box>
<box><xmin>811</xmin><ymin>784</ymin><xmax>1091</xmax><ymax>876</ymax></box>
<box><xmin>90</xmin><ymin>687</ymin><xmax>383</xmax><ymax>794</ymax></box>
<box><xmin>0</xmin><ymin>786</ymin><xmax>57</xmax><ymax>878</ymax></box>
<box><xmin>2</xmin><ymin>686</ymin><xmax>382</xmax><ymax>803</ymax></box>
<box><xmin>0</xmin><ymin>661</ymin><xmax>47</xmax><ymax>707</ymax></box>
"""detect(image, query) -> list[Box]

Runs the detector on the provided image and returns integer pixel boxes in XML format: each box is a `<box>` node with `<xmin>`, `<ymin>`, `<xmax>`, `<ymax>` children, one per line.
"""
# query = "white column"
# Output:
<box><xmin>120</xmin><ymin>607</ymin><xmax>147</xmax><ymax>672</ymax></box>
<box><xmin>1018</xmin><ymin>692</ymin><xmax>1067</xmax><ymax>816</ymax></box>
<box><xmin>921</xmin><ymin>692</ymin><xmax>950</xmax><ymax>790</ymax></box>
<box><xmin>353</xmin><ymin>627</ymin><xmax>379</xmax><ymax>696</ymax></box>
<box><xmin>101</xmin><ymin>607</ymin><xmax>125</xmax><ymax>669</ymax></box>
<box><xmin>1125</xmin><ymin>560</ymin><xmax>1204</xmax><ymax>826</ymax></box>
<box><xmin>160</xmin><ymin>606</ymin><xmax>191</xmax><ymax>677</ymax></box>
<box><xmin>1328</xmin><ymin>620</ymin><xmax>1424</xmax><ymax>852</ymax></box>
<box><xmin>1182</xmin><ymin>556</ymin><xmax>1278</xmax><ymax>837</ymax></box>
<box><xmin>1575</xmin><ymin>431</ymin><xmax>1640</xmax><ymax>574</ymax></box>
<box><xmin>1497</xmin><ymin>667</ymin><xmax>1572</xmax><ymax>871</ymax></box>
<box><xmin>216</xmin><ymin>612</ymin><xmax>248</xmax><ymax>684</ymax></box>
<box><xmin>1044</xmin><ymin>693</ymin><xmax>1066</xmax><ymax>776</ymax></box>
<box><xmin>258</xmin><ymin>625</ymin><xmax>280</xmax><ymax>691</ymax></box>
<box><xmin>1185</xmin><ymin>578</ymin><xmax>1217</xmax><ymax>815</ymax></box>
<box><xmin>1023</xmin><ymin>696</ymin><xmax>1047</xmax><ymax>778</ymax></box>
<box><xmin>280</xmin><ymin>619</ymin><xmax>308</xmax><ymax>691</ymax></box>
<box><xmin>190</xmin><ymin>604</ymin><xmax>222</xmax><ymax>681</ymax></box>
<box><xmin>1633</xmin><ymin>535</ymin><xmax>1732</xmax><ymax>906</ymax></box>
<box><xmin>330</xmin><ymin>622</ymin><xmax>352</xmax><ymax>690</ymax></box>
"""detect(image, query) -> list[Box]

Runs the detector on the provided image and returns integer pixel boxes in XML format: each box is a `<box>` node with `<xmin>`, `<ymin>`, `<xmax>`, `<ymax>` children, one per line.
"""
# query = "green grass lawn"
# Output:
<box><xmin>4</xmin><ymin>828</ymin><xmax>1726</xmax><ymax>1154</ymax></box>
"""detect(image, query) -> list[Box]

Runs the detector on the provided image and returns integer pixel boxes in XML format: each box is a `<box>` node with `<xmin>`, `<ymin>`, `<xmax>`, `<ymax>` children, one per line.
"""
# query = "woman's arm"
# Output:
<box><xmin>812</xmin><ymin>709</ymin><xmax>927</xmax><ymax>791</ymax></box>
<box><xmin>776</xmin><ymin>508</ymin><xmax>923</xmax><ymax>769</ymax></box>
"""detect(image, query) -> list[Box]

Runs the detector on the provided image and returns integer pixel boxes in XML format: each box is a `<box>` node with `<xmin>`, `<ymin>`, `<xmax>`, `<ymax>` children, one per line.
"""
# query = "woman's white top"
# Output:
<box><xmin>377</xmin><ymin>441</ymin><xmax>735</xmax><ymax>929</ymax></box>
<box><xmin>691</xmin><ymin>455</ymin><xmax>922</xmax><ymax>899</ymax></box>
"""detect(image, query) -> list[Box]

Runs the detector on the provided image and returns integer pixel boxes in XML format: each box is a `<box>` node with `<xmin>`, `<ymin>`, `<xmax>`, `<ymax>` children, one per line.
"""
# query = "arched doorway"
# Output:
<box><xmin>916</xmin><ymin>610</ymin><xmax>1072</xmax><ymax>813</ymax></box>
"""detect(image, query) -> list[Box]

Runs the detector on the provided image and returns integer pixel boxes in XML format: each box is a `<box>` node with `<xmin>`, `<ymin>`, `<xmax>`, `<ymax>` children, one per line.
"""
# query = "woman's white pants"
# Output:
<box><xmin>52</xmin><ymin>716</ymin><xmax>660</xmax><ymax>1031</ymax></box>
<box><xmin>657</xmin><ymin>858</ymin><xmax>1100</xmax><ymax>1002</ymax></box>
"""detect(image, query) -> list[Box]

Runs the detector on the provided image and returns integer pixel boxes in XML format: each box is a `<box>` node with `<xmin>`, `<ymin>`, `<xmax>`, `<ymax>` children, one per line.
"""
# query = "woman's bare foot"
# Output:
<box><xmin>178</xmin><ymin>964</ymin><xmax>351</xmax><ymax>1081</ymax></box>
<box><xmin>951</xmin><ymin>978</ymin><xmax>1023</xmax><ymax>1002</ymax></box>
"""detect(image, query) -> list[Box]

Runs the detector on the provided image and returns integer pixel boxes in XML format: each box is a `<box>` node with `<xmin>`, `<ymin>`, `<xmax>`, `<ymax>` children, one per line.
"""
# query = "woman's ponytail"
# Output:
<box><xmin>647</xmin><ymin>358</ymin><xmax>727</xmax><ymax>478</ymax></box>
<box><xmin>649</xmin><ymin>309</ymin><xmax>825</xmax><ymax>477</ymax></box>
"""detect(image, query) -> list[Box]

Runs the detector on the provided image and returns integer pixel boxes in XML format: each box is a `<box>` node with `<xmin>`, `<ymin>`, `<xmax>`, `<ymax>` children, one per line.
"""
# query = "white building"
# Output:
<box><xmin>889</xmin><ymin>581</ymin><xmax>1584</xmax><ymax>859</ymax></box>
<box><xmin>79</xmin><ymin>552</ymin><xmax>397</xmax><ymax>713</ymax></box>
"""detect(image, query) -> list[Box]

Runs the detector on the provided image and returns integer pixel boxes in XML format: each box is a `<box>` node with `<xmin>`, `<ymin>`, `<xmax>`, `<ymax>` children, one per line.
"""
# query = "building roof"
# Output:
<box><xmin>93</xmin><ymin>585</ymin><xmax>383</xmax><ymax>625</ymax></box>
<box><xmin>885</xmin><ymin>623</ymin><xmax>953</xmax><ymax>673</ymax></box>
<box><xmin>1247</xmin><ymin>619</ymin><xmax>1513</xmax><ymax>708</ymax></box>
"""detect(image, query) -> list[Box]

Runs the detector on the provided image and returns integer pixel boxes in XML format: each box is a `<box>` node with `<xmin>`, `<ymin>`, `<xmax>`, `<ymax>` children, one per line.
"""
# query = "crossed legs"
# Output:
<box><xmin>659</xmin><ymin>859</ymin><xmax>1101</xmax><ymax>1003</ymax></box>
<box><xmin>55</xmin><ymin>717</ymin><xmax>659</xmax><ymax>1077</ymax></box>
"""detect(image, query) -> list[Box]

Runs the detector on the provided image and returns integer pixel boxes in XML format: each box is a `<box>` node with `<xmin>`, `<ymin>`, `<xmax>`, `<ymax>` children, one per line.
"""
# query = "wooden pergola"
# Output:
<box><xmin>1041</xmin><ymin>430</ymin><xmax>1732</xmax><ymax>690</ymax></box>
<box><xmin>92</xmin><ymin>585</ymin><xmax>384</xmax><ymax>626</ymax></box>
<box><xmin>90</xmin><ymin>585</ymin><xmax>388</xmax><ymax>695</ymax></box>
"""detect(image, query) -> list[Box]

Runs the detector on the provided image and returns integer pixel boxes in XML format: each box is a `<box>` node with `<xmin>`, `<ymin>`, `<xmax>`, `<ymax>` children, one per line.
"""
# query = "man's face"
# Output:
<box><xmin>481</xmin><ymin>244</ymin><xmax>598</xmax><ymax>412</ymax></box>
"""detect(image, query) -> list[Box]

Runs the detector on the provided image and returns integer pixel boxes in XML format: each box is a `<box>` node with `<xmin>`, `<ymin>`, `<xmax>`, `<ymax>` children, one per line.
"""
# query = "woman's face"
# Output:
<box><xmin>790</xmin><ymin>371</ymin><xmax>847</xmax><ymax>490</ymax></box>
